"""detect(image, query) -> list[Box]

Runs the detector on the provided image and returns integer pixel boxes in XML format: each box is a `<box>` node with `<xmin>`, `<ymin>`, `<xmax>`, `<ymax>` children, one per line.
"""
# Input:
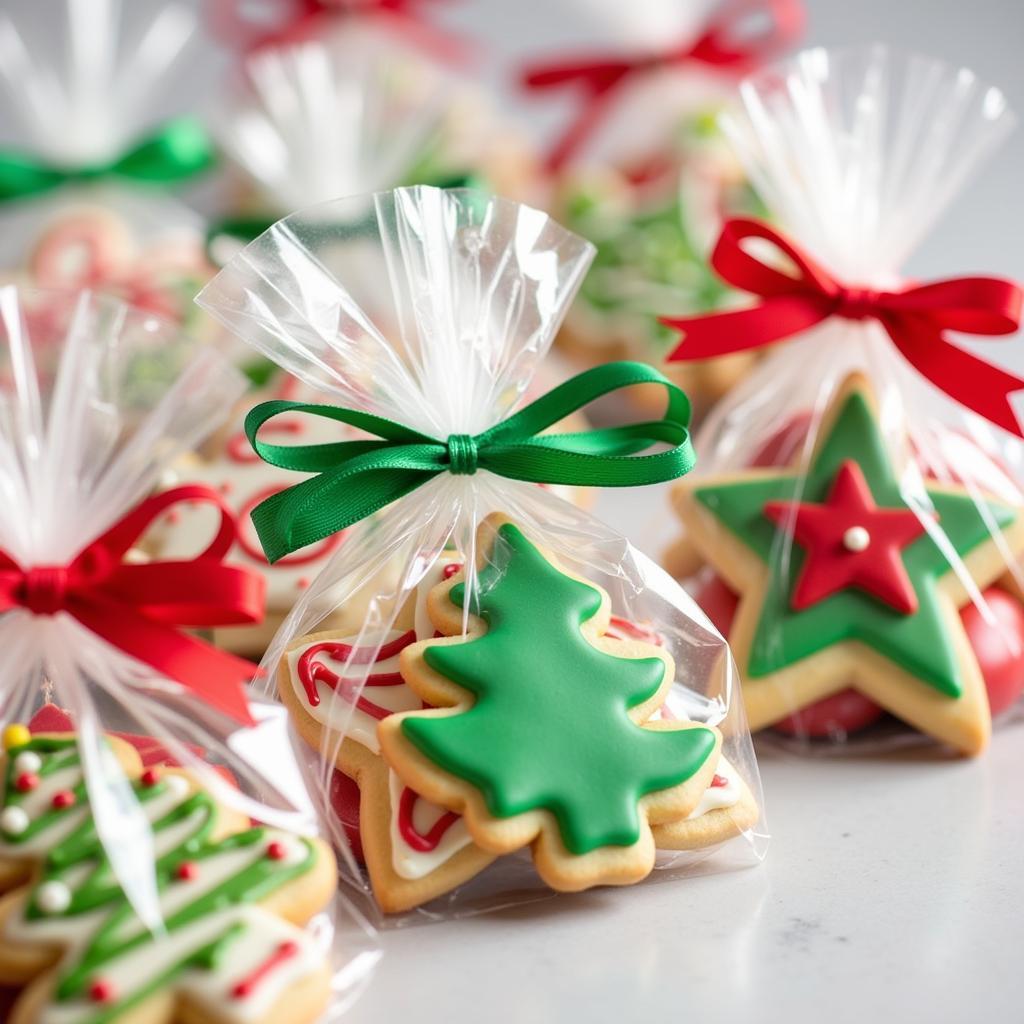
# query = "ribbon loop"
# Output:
<box><xmin>245</xmin><ymin>361</ymin><xmax>696</xmax><ymax>563</ymax></box>
<box><xmin>662</xmin><ymin>216</ymin><xmax>1024</xmax><ymax>437</ymax></box>
<box><xmin>446</xmin><ymin>434</ymin><xmax>479</xmax><ymax>475</ymax></box>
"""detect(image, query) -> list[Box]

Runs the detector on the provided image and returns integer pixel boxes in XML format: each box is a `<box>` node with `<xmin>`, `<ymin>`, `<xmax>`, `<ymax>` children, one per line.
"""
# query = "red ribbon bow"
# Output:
<box><xmin>0</xmin><ymin>486</ymin><xmax>266</xmax><ymax>725</ymax></box>
<box><xmin>211</xmin><ymin>0</ymin><xmax>467</xmax><ymax>63</ymax></box>
<box><xmin>662</xmin><ymin>217</ymin><xmax>1024</xmax><ymax>436</ymax></box>
<box><xmin>521</xmin><ymin>0</ymin><xmax>804</xmax><ymax>173</ymax></box>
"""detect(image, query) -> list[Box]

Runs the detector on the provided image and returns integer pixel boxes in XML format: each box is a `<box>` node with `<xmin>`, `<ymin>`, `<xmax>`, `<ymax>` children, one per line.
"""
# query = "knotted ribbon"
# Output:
<box><xmin>521</xmin><ymin>0</ymin><xmax>803</xmax><ymax>172</ymax></box>
<box><xmin>0</xmin><ymin>117</ymin><xmax>215</xmax><ymax>204</ymax></box>
<box><xmin>210</xmin><ymin>0</ymin><xmax>467</xmax><ymax>62</ymax></box>
<box><xmin>0</xmin><ymin>486</ymin><xmax>266</xmax><ymax>724</ymax></box>
<box><xmin>662</xmin><ymin>217</ymin><xmax>1024</xmax><ymax>436</ymax></box>
<box><xmin>245</xmin><ymin>361</ymin><xmax>695</xmax><ymax>563</ymax></box>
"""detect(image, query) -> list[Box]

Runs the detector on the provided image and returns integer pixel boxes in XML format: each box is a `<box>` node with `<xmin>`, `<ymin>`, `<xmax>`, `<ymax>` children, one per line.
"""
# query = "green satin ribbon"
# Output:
<box><xmin>245</xmin><ymin>361</ymin><xmax>695</xmax><ymax>563</ymax></box>
<box><xmin>0</xmin><ymin>117</ymin><xmax>215</xmax><ymax>202</ymax></box>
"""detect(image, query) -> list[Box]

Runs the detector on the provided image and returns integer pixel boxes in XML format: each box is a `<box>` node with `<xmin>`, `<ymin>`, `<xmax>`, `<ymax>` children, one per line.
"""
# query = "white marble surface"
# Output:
<box><xmin>347</xmin><ymin>722</ymin><xmax>1024</xmax><ymax>1023</ymax></box>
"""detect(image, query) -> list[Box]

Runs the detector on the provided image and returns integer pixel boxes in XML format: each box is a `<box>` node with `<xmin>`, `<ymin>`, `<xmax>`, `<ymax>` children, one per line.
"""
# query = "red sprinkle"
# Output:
<box><xmin>711</xmin><ymin>774</ymin><xmax>728</xmax><ymax>789</ymax></box>
<box><xmin>296</xmin><ymin>577</ymin><xmax>310</xmax><ymax>590</ymax></box>
<box><xmin>51</xmin><ymin>790</ymin><xmax>76</xmax><ymax>809</ymax></box>
<box><xmin>141</xmin><ymin>769</ymin><xmax>159</xmax><ymax>788</ymax></box>
<box><xmin>15</xmin><ymin>772</ymin><xmax>39</xmax><ymax>793</ymax></box>
<box><xmin>89</xmin><ymin>979</ymin><xmax>115</xmax><ymax>1004</ymax></box>
<box><xmin>176</xmin><ymin>861</ymin><xmax>199</xmax><ymax>882</ymax></box>
<box><xmin>442</xmin><ymin>562</ymin><xmax>463</xmax><ymax>580</ymax></box>
<box><xmin>266</xmin><ymin>841</ymin><xmax>288</xmax><ymax>861</ymax></box>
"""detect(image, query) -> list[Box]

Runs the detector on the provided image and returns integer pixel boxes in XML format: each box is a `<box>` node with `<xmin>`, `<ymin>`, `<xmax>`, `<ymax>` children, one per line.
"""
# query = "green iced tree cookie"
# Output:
<box><xmin>399</xmin><ymin>523</ymin><xmax>718</xmax><ymax>856</ymax></box>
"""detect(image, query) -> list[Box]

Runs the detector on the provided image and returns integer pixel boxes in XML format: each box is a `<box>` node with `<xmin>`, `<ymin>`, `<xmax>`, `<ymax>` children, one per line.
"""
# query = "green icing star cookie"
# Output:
<box><xmin>674</xmin><ymin>373</ymin><xmax>1024</xmax><ymax>754</ymax></box>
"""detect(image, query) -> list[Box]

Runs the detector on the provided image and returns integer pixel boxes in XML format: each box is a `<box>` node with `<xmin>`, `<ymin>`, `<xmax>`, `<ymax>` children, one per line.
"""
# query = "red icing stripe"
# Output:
<box><xmin>297</xmin><ymin>631</ymin><xmax>417</xmax><ymax>717</ymax></box>
<box><xmin>397</xmin><ymin>787</ymin><xmax>461</xmax><ymax>853</ymax></box>
<box><xmin>231</xmin><ymin>940</ymin><xmax>301</xmax><ymax>1000</ymax></box>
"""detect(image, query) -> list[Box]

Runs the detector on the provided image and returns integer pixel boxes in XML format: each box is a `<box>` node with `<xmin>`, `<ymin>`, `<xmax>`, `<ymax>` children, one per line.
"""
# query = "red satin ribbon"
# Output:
<box><xmin>210</xmin><ymin>0</ymin><xmax>467</xmax><ymax>63</ymax></box>
<box><xmin>0</xmin><ymin>486</ymin><xmax>266</xmax><ymax>725</ymax></box>
<box><xmin>521</xmin><ymin>0</ymin><xmax>804</xmax><ymax>172</ymax></box>
<box><xmin>662</xmin><ymin>217</ymin><xmax>1024</xmax><ymax>436</ymax></box>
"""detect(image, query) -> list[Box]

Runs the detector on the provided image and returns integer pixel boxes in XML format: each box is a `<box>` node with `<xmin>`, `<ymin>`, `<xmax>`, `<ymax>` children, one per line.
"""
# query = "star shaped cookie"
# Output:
<box><xmin>673</xmin><ymin>373</ymin><xmax>1024</xmax><ymax>754</ymax></box>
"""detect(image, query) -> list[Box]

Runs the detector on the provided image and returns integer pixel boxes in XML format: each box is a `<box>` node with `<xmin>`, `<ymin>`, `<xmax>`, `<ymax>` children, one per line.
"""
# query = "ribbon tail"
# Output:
<box><xmin>892</xmin><ymin>323</ymin><xmax>1024</xmax><ymax>437</ymax></box>
<box><xmin>73</xmin><ymin>601</ymin><xmax>257</xmax><ymax>726</ymax></box>
<box><xmin>542</xmin><ymin>84</ymin><xmax>620</xmax><ymax>174</ymax></box>
<box><xmin>662</xmin><ymin>297</ymin><xmax>831</xmax><ymax>361</ymax></box>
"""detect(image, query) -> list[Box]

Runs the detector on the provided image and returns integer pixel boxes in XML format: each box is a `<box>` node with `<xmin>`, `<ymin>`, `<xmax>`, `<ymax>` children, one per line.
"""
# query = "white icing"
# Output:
<box><xmin>387</xmin><ymin>770</ymin><xmax>472</xmax><ymax>881</ymax></box>
<box><xmin>686</xmin><ymin>757</ymin><xmax>742</xmax><ymax>819</ymax></box>
<box><xmin>0</xmin><ymin>749</ymin><xmax>325</xmax><ymax>1024</ymax></box>
<box><xmin>1</xmin><ymin>806</ymin><xmax>29</xmax><ymax>836</ymax></box>
<box><xmin>286</xmin><ymin>630</ymin><xmax>421</xmax><ymax>754</ymax></box>
<box><xmin>14</xmin><ymin>751</ymin><xmax>42</xmax><ymax>774</ymax></box>
<box><xmin>843</xmin><ymin>525</ymin><xmax>871</xmax><ymax>552</ymax></box>
<box><xmin>35</xmin><ymin>880</ymin><xmax>71</xmax><ymax>915</ymax></box>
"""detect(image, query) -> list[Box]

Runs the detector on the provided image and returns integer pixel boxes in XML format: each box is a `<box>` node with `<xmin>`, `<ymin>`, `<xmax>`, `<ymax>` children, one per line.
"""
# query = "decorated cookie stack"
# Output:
<box><xmin>280</xmin><ymin>515</ymin><xmax>758</xmax><ymax>911</ymax></box>
<box><xmin>660</xmin><ymin>47</ymin><xmax>1024</xmax><ymax>752</ymax></box>
<box><xmin>0</xmin><ymin>725</ymin><xmax>337</xmax><ymax>1024</ymax></box>
<box><xmin>197</xmin><ymin>187</ymin><xmax>764</xmax><ymax>915</ymax></box>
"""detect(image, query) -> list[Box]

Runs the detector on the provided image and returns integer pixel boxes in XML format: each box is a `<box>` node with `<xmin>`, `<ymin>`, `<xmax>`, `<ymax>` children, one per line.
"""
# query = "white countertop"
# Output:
<box><xmin>344</xmin><ymin>485</ymin><xmax>1024</xmax><ymax>1023</ymax></box>
<box><xmin>346</xmin><ymin>723</ymin><xmax>1024</xmax><ymax>1023</ymax></box>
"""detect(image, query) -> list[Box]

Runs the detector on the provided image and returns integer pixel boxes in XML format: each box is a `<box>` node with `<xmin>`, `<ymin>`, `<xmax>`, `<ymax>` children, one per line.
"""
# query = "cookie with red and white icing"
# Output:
<box><xmin>0</xmin><ymin>725</ymin><xmax>337</xmax><ymax>1024</ymax></box>
<box><xmin>278</xmin><ymin>553</ymin><xmax>498</xmax><ymax>910</ymax></box>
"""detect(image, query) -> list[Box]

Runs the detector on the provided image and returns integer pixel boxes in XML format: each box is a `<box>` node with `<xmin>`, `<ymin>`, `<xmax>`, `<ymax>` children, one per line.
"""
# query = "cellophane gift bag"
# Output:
<box><xmin>0</xmin><ymin>0</ymin><xmax>217</xmax><ymax>332</ymax></box>
<box><xmin>197</xmin><ymin>185</ymin><xmax>766</xmax><ymax>920</ymax></box>
<box><xmin>662</xmin><ymin>45</ymin><xmax>1024</xmax><ymax>755</ymax></box>
<box><xmin>0</xmin><ymin>286</ymin><xmax>378</xmax><ymax>1020</ymax></box>
<box><xmin>207</xmin><ymin>26</ymin><xmax>539</xmax><ymax>269</ymax></box>
<box><xmin>520</xmin><ymin>0</ymin><xmax>803</xmax><ymax>412</ymax></box>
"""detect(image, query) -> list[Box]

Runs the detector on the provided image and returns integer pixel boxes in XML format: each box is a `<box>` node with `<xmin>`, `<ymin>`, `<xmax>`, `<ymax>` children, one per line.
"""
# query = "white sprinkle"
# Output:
<box><xmin>13</xmin><ymin>752</ymin><xmax>42</xmax><ymax>775</ymax></box>
<box><xmin>36</xmin><ymin>880</ymin><xmax>71</xmax><ymax>915</ymax></box>
<box><xmin>843</xmin><ymin>526</ymin><xmax>871</xmax><ymax>552</ymax></box>
<box><xmin>1</xmin><ymin>806</ymin><xmax>29</xmax><ymax>836</ymax></box>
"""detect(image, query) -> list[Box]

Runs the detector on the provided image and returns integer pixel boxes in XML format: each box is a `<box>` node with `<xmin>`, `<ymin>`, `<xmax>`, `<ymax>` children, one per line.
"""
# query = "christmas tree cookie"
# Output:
<box><xmin>673</xmin><ymin>373</ymin><xmax>1024</xmax><ymax>755</ymax></box>
<box><xmin>379</xmin><ymin>514</ymin><xmax>722</xmax><ymax>892</ymax></box>
<box><xmin>0</xmin><ymin>727</ymin><xmax>336</xmax><ymax>1024</ymax></box>
<box><xmin>280</xmin><ymin>527</ymin><xmax>755</xmax><ymax>909</ymax></box>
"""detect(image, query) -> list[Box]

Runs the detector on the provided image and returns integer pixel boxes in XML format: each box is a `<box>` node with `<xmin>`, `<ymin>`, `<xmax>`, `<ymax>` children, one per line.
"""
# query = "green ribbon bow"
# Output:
<box><xmin>245</xmin><ymin>361</ymin><xmax>695</xmax><ymax>564</ymax></box>
<box><xmin>0</xmin><ymin>117</ymin><xmax>215</xmax><ymax>202</ymax></box>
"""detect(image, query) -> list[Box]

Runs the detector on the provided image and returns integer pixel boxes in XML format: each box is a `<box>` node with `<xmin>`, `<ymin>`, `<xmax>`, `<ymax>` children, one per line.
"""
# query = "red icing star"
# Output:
<box><xmin>763</xmin><ymin>460</ymin><xmax>927</xmax><ymax>614</ymax></box>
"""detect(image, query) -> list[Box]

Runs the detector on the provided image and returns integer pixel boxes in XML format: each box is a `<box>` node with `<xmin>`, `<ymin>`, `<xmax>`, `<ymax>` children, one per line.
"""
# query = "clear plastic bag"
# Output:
<box><xmin>209</xmin><ymin>25</ymin><xmax>539</xmax><ymax>267</ymax></box>
<box><xmin>0</xmin><ymin>286</ymin><xmax>378</xmax><ymax>1019</ymax></box>
<box><xmin>197</xmin><ymin>186</ymin><xmax>766</xmax><ymax>920</ymax></box>
<box><xmin>0</xmin><ymin>0</ymin><xmax>215</xmax><ymax>309</ymax></box>
<box><xmin>520</xmin><ymin>0</ymin><xmax>804</xmax><ymax>410</ymax></box>
<box><xmin>662</xmin><ymin>46</ymin><xmax>1024</xmax><ymax>755</ymax></box>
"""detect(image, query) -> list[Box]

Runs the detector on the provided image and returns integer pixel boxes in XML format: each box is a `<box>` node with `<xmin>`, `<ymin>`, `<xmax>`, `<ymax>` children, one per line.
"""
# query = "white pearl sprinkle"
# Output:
<box><xmin>1</xmin><ymin>806</ymin><xmax>29</xmax><ymax>836</ymax></box>
<box><xmin>36</xmin><ymin>880</ymin><xmax>71</xmax><ymax>915</ymax></box>
<box><xmin>843</xmin><ymin>526</ymin><xmax>871</xmax><ymax>553</ymax></box>
<box><xmin>13</xmin><ymin>752</ymin><xmax>42</xmax><ymax>775</ymax></box>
